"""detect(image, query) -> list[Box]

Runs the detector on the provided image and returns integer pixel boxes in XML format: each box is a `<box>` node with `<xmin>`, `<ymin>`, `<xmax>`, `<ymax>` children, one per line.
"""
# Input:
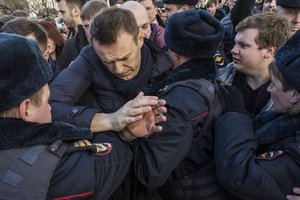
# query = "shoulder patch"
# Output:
<box><xmin>256</xmin><ymin>150</ymin><xmax>284</xmax><ymax>160</ymax></box>
<box><xmin>214</xmin><ymin>50</ymin><xmax>224</xmax><ymax>67</ymax></box>
<box><xmin>93</xmin><ymin>143</ymin><xmax>112</xmax><ymax>156</ymax></box>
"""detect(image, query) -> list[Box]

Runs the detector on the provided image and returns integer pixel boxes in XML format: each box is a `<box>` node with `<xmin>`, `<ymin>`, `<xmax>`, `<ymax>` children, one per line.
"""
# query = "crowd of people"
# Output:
<box><xmin>1</xmin><ymin>0</ymin><xmax>300</xmax><ymax>199</ymax></box>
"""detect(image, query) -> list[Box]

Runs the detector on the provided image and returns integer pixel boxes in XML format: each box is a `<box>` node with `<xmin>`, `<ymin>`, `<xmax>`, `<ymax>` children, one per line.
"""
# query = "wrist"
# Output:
<box><xmin>119</xmin><ymin>127</ymin><xmax>137</xmax><ymax>141</ymax></box>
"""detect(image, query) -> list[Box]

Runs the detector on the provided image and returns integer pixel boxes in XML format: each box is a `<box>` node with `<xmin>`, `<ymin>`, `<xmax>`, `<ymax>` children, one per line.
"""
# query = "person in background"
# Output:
<box><xmin>0</xmin><ymin>18</ymin><xmax>50</xmax><ymax>63</ymax></box>
<box><xmin>55</xmin><ymin>0</ymin><xmax>90</xmax><ymax>69</ymax></box>
<box><xmin>163</xmin><ymin>0</ymin><xmax>198</xmax><ymax>21</ymax></box>
<box><xmin>138</xmin><ymin>0</ymin><xmax>166</xmax><ymax>27</ymax></box>
<box><xmin>206</xmin><ymin>0</ymin><xmax>226</xmax><ymax>20</ymax></box>
<box><xmin>121</xmin><ymin>1</ymin><xmax>166</xmax><ymax>48</ymax></box>
<box><xmin>262</xmin><ymin>0</ymin><xmax>276</xmax><ymax>13</ymax></box>
<box><xmin>276</xmin><ymin>0</ymin><xmax>300</xmax><ymax>34</ymax></box>
<box><xmin>37</xmin><ymin>20</ymin><xmax>66</xmax><ymax>78</ymax></box>
<box><xmin>218</xmin><ymin>13</ymin><xmax>291</xmax><ymax>116</ymax></box>
<box><xmin>80</xmin><ymin>0</ymin><xmax>108</xmax><ymax>39</ymax></box>
<box><xmin>156</xmin><ymin>0</ymin><xmax>167</xmax><ymax>23</ymax></box>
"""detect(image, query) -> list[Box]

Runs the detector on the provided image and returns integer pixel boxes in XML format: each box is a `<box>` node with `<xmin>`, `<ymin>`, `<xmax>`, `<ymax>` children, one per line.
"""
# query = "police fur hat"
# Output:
<box><xmin>277</xmin><ymin>0</ymin><xmax>300</xmax><ymax>10</ymax></box>
<box><xmin>0</xmin><ymin>33</ymin><xmax>52</xmax><ymax>112</ymax></box>
<box><xmin>275</xmin><ymin>30</ymin><xmax>300</xmax><ymax>92</ymax></box>
<box><xmin>162</xmin><ymin>0</ymin><xmax>198</xmax><ymax>6</ymax></box>
<box><xmin>165</xmin><ymin>9</ymin><xmax>224</xmax><ymax>59</ymax></box>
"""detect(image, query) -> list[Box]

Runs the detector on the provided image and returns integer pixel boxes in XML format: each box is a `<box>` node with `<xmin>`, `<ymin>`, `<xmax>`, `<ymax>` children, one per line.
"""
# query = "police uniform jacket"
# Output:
<box><xmin>215</xmin><ymin>111</ymin><xmax>300</xmax><ymax>199</ymax></box>
<box><xmin>134</xmin><ymin>59</ymin><xmax>229</xmax><ymax>199</ymax></box>
<box><xmin>50</xmin><ymin>39</ymin><xmax>172</xmax><ymax>128</ymax></box>
<box><xmin>0</xmin><ymin>118</ymin><xmax>132</xmax><ymax>200</ymax></box>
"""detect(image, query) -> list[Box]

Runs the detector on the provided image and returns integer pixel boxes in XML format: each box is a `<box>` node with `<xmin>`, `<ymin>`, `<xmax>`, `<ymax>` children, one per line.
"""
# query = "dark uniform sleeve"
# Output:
<box><xmin>92</xmin><ymin>132</ymin><xmax>133</xmax><ymax>199</ymax></box>
<box><xmin>50</xmin><ymin>53</ymin><xmax>100</xmax><ymax>128</ymax></box>
<box><xmin>215</xmin><ymin>112</ymin><xmax>300</xmax><ymax>200</ymax></box>
<box><xmin>133</xmin><ymin>86</ymin><xmax>209</xmax><ymax>188</ymax></box>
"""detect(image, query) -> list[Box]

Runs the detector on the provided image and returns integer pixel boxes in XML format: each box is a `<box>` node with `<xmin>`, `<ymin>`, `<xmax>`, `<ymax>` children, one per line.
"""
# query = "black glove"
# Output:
<box><xmin>219</xmin><ymin>85</ymin><xmax>247</xmax><ymax>114</ymax></box>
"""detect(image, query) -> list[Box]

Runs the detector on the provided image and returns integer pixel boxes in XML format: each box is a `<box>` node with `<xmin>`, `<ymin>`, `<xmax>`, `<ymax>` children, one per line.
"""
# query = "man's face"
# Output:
<box><xmin>276</xmin><ymin>5</ymin><xmax>300</xmax><ymax>33</ymax></box>
<box><xmin>30</xmin><ymin>85</ymin><xmax>52</xmax><ymax>123</ymax></box>
<box><xmin>207</xmin><ymin>3</ymin><xmax>217</xmax><ymax>16</ymax></box>
<box><xmin>231</xmin><ymin>28</ymin><xmax>270</xmax><ymax>76</ymax></box>
<box><xmin>165</xmin><ymin>4</ymin><xmax>182</xmax><ymax>20</ymax></box>
<box><xmin>267</xmin><ymin>73</ymin><xmax>294</xmax><ymax>113</ymax></box>
<box><xmin>262</xmin><ymin>0</ymin><xmax>276</xmax><ymax>13</ymax></box>
<box><xmin>82</xmin><ymin>18</ymin><xmax>91</xmax><ymax>39</ymax></box>
<box><xmin>134</xmin><ymin>7</ymin><xmax>152</xmax><ymax>39</ymax></box>
<box><xmin>140</xmin><ymin>0</ymin><xmax>158</xmax><ymax>23</ymax></box>
<box><xmin>93</xmin><ymin>31</ymin><xmax>143</xmax><ymax>80</ymax></box>
<box><xmin>57</xmin><ymin>0</ymin><xmax>76</xmax><ymax>29</ymax></box>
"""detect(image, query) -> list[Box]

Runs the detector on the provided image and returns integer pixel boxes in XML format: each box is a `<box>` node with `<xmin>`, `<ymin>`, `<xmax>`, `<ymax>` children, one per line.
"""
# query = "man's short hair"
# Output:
<box><xmin>236</xmin><ymin>13</ymin><xmax>291</xmax><ymax>50</ymax></box>
<box><xmin>11</xmin><ymin>10</ymin><xmax>29</xmax><ymax>18</ymax></box>
<box><xmin>80</xmin><ymin>0</ymin><xmax>108</xmax><ymax>21</ymax></box>
<box><xmin>0</xmin><ymin>18</ymin><xmax>48</xmax><ymax>52</ymax></box>
<box><xmin>89</xmin><ymin>7</ymin><xmax>140</xmax><ymax>45</ymax></box>
<box><xmin>55</xmin><ymin>0</ymin><xmax>89</xmax><ymax>9</ymax></box>
<box><xmin>206</xmin><ymin>0</ymin><xmax>217</xmax><ymax>7</ymax></box>
<box><xmin>0</xmin><ymin>88</ymin><xmax>43</xmax><ymax>118</ymax></box>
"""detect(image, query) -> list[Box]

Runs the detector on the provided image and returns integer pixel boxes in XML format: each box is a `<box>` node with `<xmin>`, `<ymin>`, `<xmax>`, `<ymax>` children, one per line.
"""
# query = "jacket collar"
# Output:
<box><xmin>0</xmin><ymin>118</ymin><xmax>92</xmax><ymax>150</ymax></box>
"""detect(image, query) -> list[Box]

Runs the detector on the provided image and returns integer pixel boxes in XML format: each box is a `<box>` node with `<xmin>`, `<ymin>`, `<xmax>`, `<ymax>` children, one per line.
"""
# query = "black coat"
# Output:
<box><xmin>57</xmin><ymin>25</ymin><xmax>89</xmax><ymax>69</ymax></box>
<box><xmin>134</xmin><ymin>59</ymin><xmax>230</xmax><ymax>199</ymax></box>
<box><xmin>215</xmin><ymin>112</ymin><xmax>300</xmax><ymax>199</ymax></box>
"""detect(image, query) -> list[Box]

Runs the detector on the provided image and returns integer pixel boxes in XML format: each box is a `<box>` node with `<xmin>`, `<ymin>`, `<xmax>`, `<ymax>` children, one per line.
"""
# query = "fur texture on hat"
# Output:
<box><xmin>277</xmin><ymin>0</ymin><xmax>300</xmax><ymax>10</ymax></box>
<box><xmin>0</xmin><ymin>33</ymin><xmax>53</xmax><ymax>112</ymax></box>
<box><xmin>162</xmin><ymin>0</ymin><xmax>198</xmax><ymax>6</ymax></box>
<box><xmin>165</xmin><ymin>9</ymin><xmax>224</xmax><ymax>59</ymax></box>
<box><xmin>275</xmin><ymin>30</ymin><xmax>300</xmax><ymax>92</ymax></box>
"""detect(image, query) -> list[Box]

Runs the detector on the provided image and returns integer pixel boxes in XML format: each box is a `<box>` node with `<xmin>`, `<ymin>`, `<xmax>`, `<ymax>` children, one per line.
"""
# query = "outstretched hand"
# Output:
<box><xmin>110</xmin><ymin>92</ymin><xmax>166</xmax><ymax>132</ymax></box>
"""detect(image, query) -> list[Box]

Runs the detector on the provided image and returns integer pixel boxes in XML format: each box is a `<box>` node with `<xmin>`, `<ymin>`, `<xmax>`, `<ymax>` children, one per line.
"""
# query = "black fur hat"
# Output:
<box><xmin>277</xmin><ymin>0</ymin><xmax>300</xmax><ymax>10</ymax></box>
<box><xmin>275</xmin><ymin>30</ymin><xmax>300</xmax><ymax>92</ymax></box>
<box><xmin>0</xmin><ymin>33</ymin><xmax>53</xmax><ymax>112</ymax></box>
<box><xmin>162</xmin><ymin>0</ymin><xmax>198</xmax><ymax>6</ymax></box>
<box><xmin>164</xmin><ymin>9</ymin><xmax>224</xmax><ymax>59</ymax></box>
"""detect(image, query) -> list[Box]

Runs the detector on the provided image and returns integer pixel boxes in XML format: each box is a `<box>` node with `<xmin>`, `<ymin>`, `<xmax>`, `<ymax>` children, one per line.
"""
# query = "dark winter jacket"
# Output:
<box><xmin>215</xmin><ymin>111</ymin><xmax>300</xmax><ymax>199</ymax></box>
<box><xmin>57</xmin><ymin>25</ymin><xmax>89</xmax><ymax>69</ymax></box>
<box><xmin>134</xmin><ymin>59</ymin><xmax>230</xmax><ymax>199</ymax></box>
<box><xmin>50</xmin><ymin>39</ymin><xmax>172</xmax><ymax>128</ymax></box>
<box><xmin>0</xmin><ymin>118</ymin><xmax>132</xmax><ymax>200</ymax></box>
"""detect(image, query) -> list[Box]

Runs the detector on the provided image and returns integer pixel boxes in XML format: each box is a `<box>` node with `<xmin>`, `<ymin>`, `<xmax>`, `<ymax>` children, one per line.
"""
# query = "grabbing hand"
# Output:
<box><xmin>110</xmin><ymin>92</ymin><xmax>164</xmax><ymax>132</ymax></box>
<box><xmin>121</xmin><ymin>99</ymin><xmax>167</xmax><ymax>140</ymax></box>
<box><xmin>219</xmin><ymin>85</ymin><xmax>246</xmax><ymax>114</ymax></box>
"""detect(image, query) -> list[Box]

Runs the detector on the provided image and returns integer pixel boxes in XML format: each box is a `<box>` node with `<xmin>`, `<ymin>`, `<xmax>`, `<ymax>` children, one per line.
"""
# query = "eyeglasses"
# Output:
<box><xmin>157</xmin><ymin>8</ymin><xmax>166</xmax><ymax>13</ymax></box>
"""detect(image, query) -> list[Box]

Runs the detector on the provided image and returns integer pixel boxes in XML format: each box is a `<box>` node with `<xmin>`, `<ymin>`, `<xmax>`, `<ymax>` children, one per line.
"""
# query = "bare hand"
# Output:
<box><xmin>110</xmin><ymin>92</ymin><xmax>163</xmax><ymax>132</ymax></box>
<box><xmin>123</xmin><ymin>99</ymin><xmax>167</xmax><ymax>139</ymax></box>
<box><xmin>287</xmin><ymin>187</ymin><xmax>300</xmax><ymax>200</ymax></box>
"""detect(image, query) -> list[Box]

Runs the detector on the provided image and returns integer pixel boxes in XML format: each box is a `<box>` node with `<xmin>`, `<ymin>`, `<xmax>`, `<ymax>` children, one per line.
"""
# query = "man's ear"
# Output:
<box><xmin>72</xmin><ymin>5</ymin><xmax>80</xmax><ymax>17</ymax></box>
<box><xmin>18</xmin><ymin>99</ymin><xmax>32</xmax><ymax>122</ymax></box>
<box><xmin>43</xmin><ymin>49</ymin><xmax>50</xmax><ymax>60</ymax></box>
<box><xmin>264</xmin><ymin>46</ymin><xmax>276</xmax><ymax>58</ymax></box>
<box><xmin>291</xmin><ymin>90</ymin><xmax>300</xmax><ymax>104</ymax></box>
